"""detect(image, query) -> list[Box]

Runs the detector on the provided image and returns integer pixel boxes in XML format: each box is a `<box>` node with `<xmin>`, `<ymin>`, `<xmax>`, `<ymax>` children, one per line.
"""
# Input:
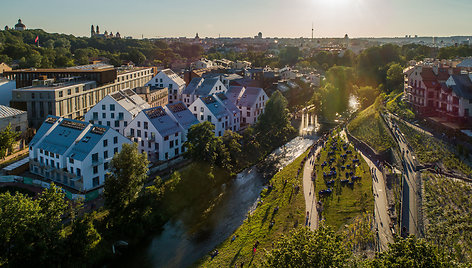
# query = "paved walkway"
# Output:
<box><xmin>302</xmin><ymin>146</ymin><xmax>322</xmax><ymax>230</ymax></box>
<box><xmin>340</xmin><ymin>130</ymin><xmax>394</xmax><ymax>251</ymax></box>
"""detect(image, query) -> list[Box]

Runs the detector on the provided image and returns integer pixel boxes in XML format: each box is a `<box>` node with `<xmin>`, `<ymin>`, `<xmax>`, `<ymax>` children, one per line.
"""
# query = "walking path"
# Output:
<box><xmin>302</xmin><ymin>146</ymin><xmax>322</xmax><ymax>230</ymax></box>
<box><xmin>339</xmin><ymin>130</ymin><xmax>394</xmax><ymax>251</ymax></box>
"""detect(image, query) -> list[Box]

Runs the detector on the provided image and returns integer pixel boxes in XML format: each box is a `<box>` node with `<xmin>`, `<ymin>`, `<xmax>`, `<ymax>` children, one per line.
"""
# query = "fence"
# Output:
<box><xmin>0</xmin><ymin>175</ymin><xmax>102</xmax><ymax>201</ymax></box>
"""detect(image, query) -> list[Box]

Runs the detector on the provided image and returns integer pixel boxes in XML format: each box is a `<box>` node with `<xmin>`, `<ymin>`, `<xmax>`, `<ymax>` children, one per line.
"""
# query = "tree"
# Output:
<box><xmin>0</xmin><ymin>184</ymin><xmax>68</xmax><ymax>267</ymax></box>
<box><xmin>184</xmin><ymin>121</ymin><xmax>232</xmax><ymax>170</ymax></box>
<box><xmin>265</xmin><ymin>226</ymin><xmax>351</xmax><ymax>268</ymax></box>
<box><xmin>386</xmin><ymin>63</ymin><xmax>404</xmax><ymax>92</ymax></box>
<box><xmin>255</xmin><ymin>90</ymin><xmax>295</xmax><ymax>148</ymax></box>
<box><xmin>104</xmin><ymin>143</ymin><xmax>149</xmax><ymax>216</ymax></box>
<box><xmin>65</xmin><ymin>213</ymin><xmax>101</xmax><ymax>263</ymax></box>
<box><xmin>222</xmin><ymin>130</ymin><xmax>242</xmax><ymax>169</ymax></box>
<box><xmin>356</xmin><ymin>86</ymin><xmax>380</xmax><ymax>109</ymax></box>
<box><xmin>280</xmin><ymin>46</ymin><xmax>300</xmax><ymax>66</ymax></box>
<box><xmin>0</xmin><ymin>123</ymin><xmax>19</xmax><ymax>158</ymax></box>
<box><xmin>370</xmin><ymin>235</ymin><xmax>453</xmax><ymax>268</ymax></box>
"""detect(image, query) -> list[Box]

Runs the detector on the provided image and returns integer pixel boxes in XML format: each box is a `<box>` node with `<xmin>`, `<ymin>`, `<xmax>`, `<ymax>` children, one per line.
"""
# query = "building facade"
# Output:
<box><xmin>0</xmin><ymin>105</ymin><xmax>28</xmax><ymax>133</ymax></box>
<box><xmin>7</xmin><ymin>64</ymin><xmax>153</xmax><ymax>128</ymax></box>
<box><xmin>181</xmin><ymin>77</ymin><xmax>227</xmax><ymax>107</ymax></box>
<box><xmin>133</xmin><ymin>86</ymin><xmax>169</xmax><ymax>108</ymax></box>
<box><xmin>29</xmin><ymin>116</ymin><xmax>131</xmax><ymax>192</ymax></box>
<box><xmin>188</xmin><ymin>96</ymin><xmax>231</xmax><ymax>137</ymax></box>
<box><xmin>146</xmin><ymin>69</ymin><xmax>186</xmax><ymax>104</ymax></box>
<box><xmin>84</xmin><ymin>89</ymin><xmax>150</xmax><ymax>135</ymax></box>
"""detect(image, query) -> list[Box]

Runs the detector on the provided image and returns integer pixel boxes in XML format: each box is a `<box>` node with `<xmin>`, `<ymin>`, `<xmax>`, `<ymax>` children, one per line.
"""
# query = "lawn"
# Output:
<box><xmin>395</xmin><ymin>119</ymin><xmax>472</xmax><ymax>177</ymax></box>
<box><xmin>314</xmin><ymin>133</ymin><xmax>374</xmax><ymax>231</ymax></box>
<box><xmin>348</xmin><ymin>100</ymin><xmax>395</xmax><ymax>154</ymax></box>
<box><xmin>196</xmin><ymin>150</ymin><xmax>310</xmax><ymax>267</ymax></box>
<box><xmin>386</xmin><ymin>92</ymin><xmax>415</xmax><ymax>120</ymax></box>
<box><xmin>423</xmin><ymin>172</ymin><xmax>472</xmax><ymax>263</ymax></box>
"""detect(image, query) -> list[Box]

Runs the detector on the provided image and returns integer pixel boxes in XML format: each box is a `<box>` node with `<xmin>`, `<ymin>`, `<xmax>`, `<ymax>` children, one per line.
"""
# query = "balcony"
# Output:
<box><xmin>91</xmin><ymin>157</ymin><xmax>103</xmax><ymax>166</ymax></box>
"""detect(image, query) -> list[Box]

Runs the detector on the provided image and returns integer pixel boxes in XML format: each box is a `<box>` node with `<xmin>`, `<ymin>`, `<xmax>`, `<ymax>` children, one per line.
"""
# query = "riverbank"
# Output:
<box><xmin>196</xmin><ymin>149</ymin><xmax>311</xmax><ymax>267</ymax></box>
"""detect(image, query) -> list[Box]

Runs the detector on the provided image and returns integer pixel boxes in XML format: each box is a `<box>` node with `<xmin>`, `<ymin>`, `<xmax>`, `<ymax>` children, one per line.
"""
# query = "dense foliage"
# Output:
<box><xmin>0</xmin><ymin>123</ymin><xmax>19</xmax><ymax>158</ymax></box>
<box><xmin>0</xmin><ymin>29</ymin><xmax>203</xmax><ymax>67</ymax></box>
<box><xmin>266</xmin><ymin>226</ymin><xmax>351</xmax><ymax>268</ymax></box>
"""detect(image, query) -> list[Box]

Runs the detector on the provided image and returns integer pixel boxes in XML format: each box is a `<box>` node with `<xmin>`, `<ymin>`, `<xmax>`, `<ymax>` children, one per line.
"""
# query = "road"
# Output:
<box><xmin>340</xmin><ymin>130</ymin><xmax>393</xmax><ymax>251</ymax></box>
<box><xmin>384</xmin><ymin>114</ymin><xmax>420</xmax><ymax>237</ymax></box>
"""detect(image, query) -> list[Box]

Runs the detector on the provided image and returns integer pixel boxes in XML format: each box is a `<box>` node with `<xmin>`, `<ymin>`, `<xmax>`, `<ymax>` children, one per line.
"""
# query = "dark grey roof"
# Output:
<box><xmin>457</xmin><ymin>58</ymin><xmax>472</xmax><ymax>68</ymax></box>
<box><xmin>195</xmin><ymin>78</ymin><xmax>220</xmax><ymax>96</ymax></box>
<box><xmin>450</xmin><ymin>74</ymin><xmax>472</xmax><ymax>99</ymax></box>
<box><xmin>183</xmin><ymin>77</ymin><xmax>204</xmax><ymax>95</ymax></box>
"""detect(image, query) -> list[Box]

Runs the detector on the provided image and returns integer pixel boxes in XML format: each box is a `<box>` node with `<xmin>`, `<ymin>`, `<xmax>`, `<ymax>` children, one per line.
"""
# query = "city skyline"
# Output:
<box><xmin>1</xmin><ymin>0</ymin><xmax>472</xmax><ymax>39</ymax></box>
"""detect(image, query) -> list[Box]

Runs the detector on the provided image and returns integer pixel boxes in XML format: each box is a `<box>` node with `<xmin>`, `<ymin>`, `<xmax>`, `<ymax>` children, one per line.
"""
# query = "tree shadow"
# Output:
<box><xmin>229</xmin><ymin>248</ymin><xmax>242</xmax><ymax>267</ymax></box>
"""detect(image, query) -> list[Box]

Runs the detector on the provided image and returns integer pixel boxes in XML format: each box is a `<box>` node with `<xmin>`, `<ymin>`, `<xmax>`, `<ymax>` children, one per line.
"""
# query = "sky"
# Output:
<box><xmin>1</xmin><ymin>0</ymin><xmax>471</xmax><ymax>39</ymax></box>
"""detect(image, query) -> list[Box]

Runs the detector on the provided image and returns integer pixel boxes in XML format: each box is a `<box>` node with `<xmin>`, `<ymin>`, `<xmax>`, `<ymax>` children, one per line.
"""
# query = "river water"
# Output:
<box><xmin>113</xmin><ymin>117</ymin><xmax>320</xmax><ymax>268</ymax></box>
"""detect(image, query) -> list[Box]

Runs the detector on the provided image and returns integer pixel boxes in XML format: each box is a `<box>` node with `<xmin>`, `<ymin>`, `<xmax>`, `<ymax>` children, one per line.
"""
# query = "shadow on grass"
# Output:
<box><xmin>229</xmin><ymin>247</ymin><xmax>242</xmax><ymax>267</ymax></box>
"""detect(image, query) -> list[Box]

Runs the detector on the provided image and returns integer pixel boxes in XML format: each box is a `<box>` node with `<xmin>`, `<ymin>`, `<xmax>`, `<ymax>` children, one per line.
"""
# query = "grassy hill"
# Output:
<box><xmin>348</xmin><ymin>98</ymin><xmax>395</xmax><ymax>154</ymax></box>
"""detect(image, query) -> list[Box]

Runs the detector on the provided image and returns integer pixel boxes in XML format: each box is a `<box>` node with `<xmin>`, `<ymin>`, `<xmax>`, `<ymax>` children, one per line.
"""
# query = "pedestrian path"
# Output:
<box><xmin>302</xmin><ymin>146</ymin><xmax>322</xmax><ymax>230</ymax></box>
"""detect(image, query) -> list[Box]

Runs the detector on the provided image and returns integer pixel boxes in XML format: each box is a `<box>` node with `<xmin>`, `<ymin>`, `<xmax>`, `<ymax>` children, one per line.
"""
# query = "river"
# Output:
<box><xmin>112</xmin><ymin>116</ymin><xmax>321</xmax><ymax>268</ymax></box>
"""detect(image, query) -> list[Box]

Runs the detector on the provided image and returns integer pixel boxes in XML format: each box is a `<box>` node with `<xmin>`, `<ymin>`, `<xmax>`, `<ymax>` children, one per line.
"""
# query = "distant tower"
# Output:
<box><xmin>14</xmin><ymin>19</ymin><xmax>26</xmax><ymax>31</ymax></box>
<box><xmin>91</xmin><ymin>25</ymin><xmax>95</xmax><ymax>37</ymax></box>
<box><xmin>344</xmin><ymin>34</ymin><xmax>350</xmax><ymax>49</ymax></box>
<box><xmin>96</xmin><ymin>25</ymin><xmax>100</xmax><ymax>35</ymax></box>
<box><xmin>311</xmin><ymin>22</ymin><xmax>314</xmax><ymax>40</ymax></box>
<box><xmin>258</xmin><ymin>32</ymin><xmax>262</xmax><ymax>39</ymax></box>
<box><xmin>4</xmin><ymin>25</ymin><xmax>9</xmax><ymax>31</ymax></box>
<box><xmin>195</xmin><ymin>33</ymin><xmax>200</xmax><ymax>39</ymax></box>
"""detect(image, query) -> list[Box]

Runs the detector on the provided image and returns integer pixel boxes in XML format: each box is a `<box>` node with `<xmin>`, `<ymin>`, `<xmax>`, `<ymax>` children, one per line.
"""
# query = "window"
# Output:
<box><xmin>164</xmin><ymin>136</ymin><xmax>169</xmax><ymax>141</ymax></box>
<box><xmin>110</xmin><ymin>104</ymin><xmax>115</xmax><ymax>111</ymax></box>
<box><xmin>111</xmin><ymin>113</ymin><xmax>115</xmax><ymax>119</ymax></box>
<box><xmin>59</xmin><ymin>91</ymin><xmax>63</xmax><ymax>98</ymax></box>
<box><xmin>124</xmin><ymin>121</ymin><xmax>128</xmax><ymax>127</ymax></box>
<box><xmin>103</xmin><ymin>139</ymin><xmax>108</xmax><ymax>147</ymax></box>
<box><xmin>118</xmin><ymin>112</ymin><xmax>124</xmax><ymax>119</ymax></box>
<box><xmin>40</xmin><ymin>156</ymin><xmax>44</xmax><ymax>164</ymax></box>
<box><xmin>98</xmin><ymin>121</ymin><xmax>102</xmax><ymax>125</ymax></box>
<box><xmin>113</xmin><ymin>136</ymin><xmax>118</xmax><ymax>144</ymax></box>
<box><xmin>104</xmin><ymin>162</ymin><xmax>109</xmax><ymax>170</ymax></box>
<box><xmin>201</xmin><ymin>114</ymin><xmax>204</xmax><ymax>121</ymax></box>
<box><xmin>102</xmin><ymin>105</ymin><xmax>106</xmax><ymax>110</ymax></box>
<box><xmin>155</xmin><ymin>143</ymin><xmax>159</xmax><ymax>150</ymax></box>
<box><xmin>69</xmin><ymin>158</ymin><xmax>74</xmax><ymax>164</ymax></box>
<box><xmin>194</xmin><ymin>106</ymin><xmax>197</xmax><ymax>112</ymax></box>
<box><xmin>144</xmin><ymin>122</ymin><xmax>148</xmax><ymax>130</ymax></box>
<box><xmin>93</xmin><ymin>177</ymin><xmax>99</xmax><ymax>187</ymax></box>
<box><xmin>104</xmin><ymin>150</ymin><xmax>108</xmax><ymax>159</ymax></box>
<box><xmin>144</xmin><ymin>132</ymin><xmax>148</xmax><ymax>138</ymax></box>
<box><xmin>170</xmin><ymin>140</ymin><xmax>174</xmax><ymax>148</ymax></box>
<box><xmin>77</xmin><ymin>168</ymin><xmax>81</xmax><ymax>176</ymax></box>
<box><xmin>93</xmin><ymin>166</ymin><xmax>98</xmax><ymax>174</ymax></box>
<box><xmin>247</xmin><ymin>112</ymin><xmax>250</xmax><ymax>117</ymax></box>
<box><xmin>67</xmin><ymin>89</ymin><xmax>71</xmax><ymax>95</ymax></box>
<box><xmin>46</xmin><ymin>159</ymin><xmax>49</xmax><ymax>166</ymax></box>
<box><xmin>75</xmin><ymin>87</ymin><xmax>79</xmax><ymax>93</ymax></box>
<box><xmin>70</xmin><ymin>167</ymin><xmax>74</xmax><ymax>173</ymax></box>
<box><xmin>131</xmin><ymin>128</ymin><xmax>135</xmax><ymax>136</ymax></box>
<box><xmin>115</xmin><ymin>121</ymin><xmax>120</xmax><ymax>127</ymax></box>
<box><xmin>137</xmin><ymin>121</ymin><xmax>141</xmax><ymax>128</ymax></box>
<box><xmin>141</xmin><ymin>140</ymin><xmax>144</xmax><ymax>147</ymax></box>
<box><xmin>92</xmin><ymin>153</ymin><xmax>98</xmax><ymax>163</ymax></box>
<box><xmin>107</xmin><ymin>121</ymin><xmax>111</xmax><ymax>127</ymax></box>
<box><xmin>137</xmin><ymin>130</ymin><xmax>141</xmax><ymax>137</ymax></box>
<box><xmin>56</xmin><ymin>154</ymin><xmax>59</xmax><ymax>159</ymax></box>
<box><xmin>114</xmin><ymin>147</ymin><xmax>118</xmax><ymax>154</ymax></box>
<box><xmin>175</xmin><ymin>148</ymin><xmax>179</xmax><ymax>155</ymax></box>
<box><xmin>207</xmin><ymin>115</ymin><xmax>212</xmax><ymax>122</ymax></box>
<box><xmin>201</xmin><ymin>107</ymin><xmax>204</xmax><ymax>112</ymax></box>
<box><xmin>102</xmin><ymin>113</ymin><xmax>106</xmax><ymax>118</ymax></box>
<box><xmin>165</xmin><ymin>152</ymin><xmax>168</xmax><ymax>159</ymax></box>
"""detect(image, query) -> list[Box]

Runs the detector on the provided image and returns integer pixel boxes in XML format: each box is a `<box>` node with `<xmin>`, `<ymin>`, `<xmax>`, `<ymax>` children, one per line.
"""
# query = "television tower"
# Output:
<box><xmin>311</xmin><ymin>22</ymin><xmax>314</xmax><ymax>40</ymax></box>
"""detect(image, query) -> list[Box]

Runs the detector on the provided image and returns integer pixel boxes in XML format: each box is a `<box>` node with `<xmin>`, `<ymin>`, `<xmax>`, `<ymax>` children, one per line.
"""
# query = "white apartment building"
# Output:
<box><xmin>213</xmin><ymin>93</ymin><xmax>241</xmax><ymax>132</ymax></box>
<box><xmin>191</xmin><ymin>58</ymin><xmax>214</xmax><ymax>69</ymax></box>
<box><xmin>84</xmin><ymin>89</ymin><xmax>149</xmax><ymax>135</ymax></box>
<box><xmin>146</xmin><ymin>69</ymin><xmax>186</xmax><ymax>104</ymax></box>
<box><xmin>188</xmin><ymin>95</ymin><xmax>231</xmax><ymax>137</ymax></box>
<box><xmin>181</xmin><ymin>77</ymin><xmax>227</xmax><ymax>107</ymax></box>
<box><xmin>164</xmin><ymin>101</ymin><xmax>199</xmax><ymax>145</ymax></box>
<box><xmin>29</xmin><ymin>116</ymin><xmax>131</xmax><ymax>192</ymax></box>
<box><xmin>125</xmin><ymin>106</ymin><xmax>185</xmax><ymax>162</ymax></box>
<box><xmin>227</xmin><ymin>86</ymin><xmax>268</xmax><ymax>125</ymax></box>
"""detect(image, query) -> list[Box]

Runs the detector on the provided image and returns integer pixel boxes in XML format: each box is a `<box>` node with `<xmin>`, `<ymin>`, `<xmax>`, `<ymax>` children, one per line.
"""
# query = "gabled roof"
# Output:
<box><xmin>30</xmin><ymin>116</ymin><xmax>60</xmax><ymax>147</ymax></box>
<box><xmin>67</xmin><ymin>125</ymin><xmax>111</xmax><ymax>161</ymax></box>
<box><xmin>195</xmin><ymin>77</ymin><xmax>220</xmax><ymax>96</ymax></box>
<box><xmin>160</xmin><ymin>69</ymin><xmax>186</xmax><ymax>87</ymax></box>
<box><xmin>183</xmin><ymin>77</ymin><xmax>204</xmax><ymax>95</ymax></box>
<box><xmin>226</xmin><ymin>86</ymin><xmax>245</xmax><ymax>103</ymax></box>
<box><xmin>32</xmin><ymin>117</ymin><xmax>89</xmax><ymax>155</ymax></box>
<box><xmin>449</xmin><ymin>74</ymin><xmax>472</xmax><ymax>99</ymax></box>
<box><xmin>165</xmin><ymin>102</ymin><xmax>198</xmax><ymax>131</ymax></box>
<box><xmin>237</xmin><ymin>87</ymin><xmax>265</xmax><ymax>108</ymax></box>
<box><xmin>200</xmin><ymin>96</ymin><xmax>228</xmax><ymax>119</ymax></box>
<box><xmin>457</xmin><ymin>58</ymin><xmax>472</xmax><ymax>68</ymax></box>
<box><xmin>0</xmin><ymin>105</ymin><xmax>26</xmax><ymax>118</ymax></box>
<box><xmin>143</xmin><ymin>107</ymin><xmax>181</xmax><ymax>137</ymax></box>
<box><xmin>215</xmin><ymin>93</ymin><xmax>240</xmax><ymax>115</ymax></box>
<box><xmin>109</xmin><ymin>89</ymin><xmax>150</xmax><ymax>117</ymax></box>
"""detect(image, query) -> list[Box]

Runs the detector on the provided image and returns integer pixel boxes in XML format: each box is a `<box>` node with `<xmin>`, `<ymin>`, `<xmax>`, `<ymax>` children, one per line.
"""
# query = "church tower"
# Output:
<box><xmin>96</xmin><ymin>25</ymin><xmax>100</xmax><ymax>35</ymax></box>
<box><xmin>91</xmin><ymin>25</ymin><xmax>95</xmax><ymax>37</ymax></box>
